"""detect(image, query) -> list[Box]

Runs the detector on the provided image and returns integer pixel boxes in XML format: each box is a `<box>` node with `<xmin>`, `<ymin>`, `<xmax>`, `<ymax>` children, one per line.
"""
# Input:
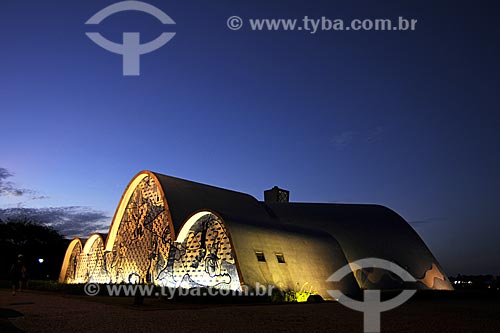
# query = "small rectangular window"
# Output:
<box><xmin>255</xmin><ymin>251</ymin><xmax>266</xmax><ymax>262</ymax></box>
<box><xmin>276</xmin><ymin>253</ymin><xmax>286</xmax><ymax>263</ymax></box>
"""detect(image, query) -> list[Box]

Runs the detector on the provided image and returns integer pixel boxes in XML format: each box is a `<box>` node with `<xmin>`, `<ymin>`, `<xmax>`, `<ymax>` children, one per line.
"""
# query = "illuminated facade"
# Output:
<box><xmin>60</xmin><ymin>170</ymin><xmax>453</xmax><ymax>299</ymax></box>
<box><xmin>60</xmin><ymin>174</ymin><xmax>240</xmax><ymax>290</ymax></box>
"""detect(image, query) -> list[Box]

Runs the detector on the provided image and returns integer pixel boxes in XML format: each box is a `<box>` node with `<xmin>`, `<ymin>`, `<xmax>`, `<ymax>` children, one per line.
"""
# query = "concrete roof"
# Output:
<box><xmin>153</xmin><ymin>172</ymin><xmax>274</xmax><ymax>231</ymax></box>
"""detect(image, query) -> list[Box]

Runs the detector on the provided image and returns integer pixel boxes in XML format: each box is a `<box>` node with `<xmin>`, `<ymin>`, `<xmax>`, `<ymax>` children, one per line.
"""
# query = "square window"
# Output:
<box><xmin>255</xmin><ymin>251</ymin><xmax>266</xmax><ymax>262</ymax></box>
<box><xmin>276</xmin><ymin>253</ymin><xmax>285</xmax><ymax>263</ymax></box>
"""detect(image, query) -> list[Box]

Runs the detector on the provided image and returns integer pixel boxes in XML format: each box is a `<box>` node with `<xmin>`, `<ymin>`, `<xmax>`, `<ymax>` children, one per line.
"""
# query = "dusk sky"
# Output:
<box><xmin>0</xmin><ymin>0</ymin><xmax>499</xmax><ymax>276</ymax></box>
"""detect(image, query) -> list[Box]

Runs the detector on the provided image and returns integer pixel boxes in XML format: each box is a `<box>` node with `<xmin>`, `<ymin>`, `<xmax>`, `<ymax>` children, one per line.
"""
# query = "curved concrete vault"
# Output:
<box><xmin>60</xmin><ymin>170</ymin><xmax>452</xmax><ymax>299</ymax></box>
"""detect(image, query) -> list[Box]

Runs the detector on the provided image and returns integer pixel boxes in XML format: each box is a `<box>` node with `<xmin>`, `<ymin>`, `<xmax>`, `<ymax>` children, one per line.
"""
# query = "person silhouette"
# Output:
<box><xmin>10</xmin><ymin>254</ymin><xmax>27</xmax><ymax>296</ymax></box>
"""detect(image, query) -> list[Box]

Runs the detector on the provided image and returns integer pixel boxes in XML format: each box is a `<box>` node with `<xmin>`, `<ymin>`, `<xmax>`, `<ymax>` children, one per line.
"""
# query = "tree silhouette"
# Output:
<box><xmin>0</xmin><ymin>217</ymin><xmax>68</xmax><ymax>281</ymax></box>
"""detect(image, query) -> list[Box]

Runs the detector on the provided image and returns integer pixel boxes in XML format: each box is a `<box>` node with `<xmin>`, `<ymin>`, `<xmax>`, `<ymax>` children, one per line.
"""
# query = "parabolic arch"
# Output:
<box><xmin>59</xmin><ymin>171</ymin><xmax>242</xmax><ymax>290</ymax></box>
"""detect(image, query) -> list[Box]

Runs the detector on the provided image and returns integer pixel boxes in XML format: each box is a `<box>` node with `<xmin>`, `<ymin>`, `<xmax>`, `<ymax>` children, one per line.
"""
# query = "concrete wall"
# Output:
<box><xmin>227</xmin><ymin>220</ymin><xmax>359</xmax><ymax>300</ymax></box>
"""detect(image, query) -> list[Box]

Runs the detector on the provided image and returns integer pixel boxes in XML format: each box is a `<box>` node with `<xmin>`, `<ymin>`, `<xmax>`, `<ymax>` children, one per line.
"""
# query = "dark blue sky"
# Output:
<box><xmin>1</xmin><ymin>0</ymin><xmax>499</xmax><ymax>275</ymax></box>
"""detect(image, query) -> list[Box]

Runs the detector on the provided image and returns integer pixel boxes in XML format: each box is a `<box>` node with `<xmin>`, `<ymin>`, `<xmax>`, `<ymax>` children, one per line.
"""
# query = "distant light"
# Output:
<box><xmin>38</xmin><ymin>258</ymin><xmax>44</xmax><ymax>263</ymax></box>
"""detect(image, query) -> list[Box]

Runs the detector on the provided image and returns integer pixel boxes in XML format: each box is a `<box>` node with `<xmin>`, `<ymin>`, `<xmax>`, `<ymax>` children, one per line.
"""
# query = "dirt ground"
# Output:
<box><xmin>1</xmin><ymin>289</ymin><xmax>499</xmax><ymax>332</ymax></box>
